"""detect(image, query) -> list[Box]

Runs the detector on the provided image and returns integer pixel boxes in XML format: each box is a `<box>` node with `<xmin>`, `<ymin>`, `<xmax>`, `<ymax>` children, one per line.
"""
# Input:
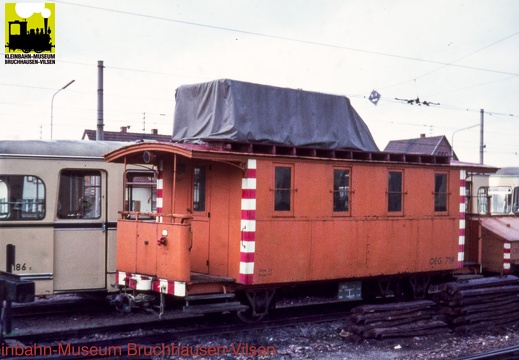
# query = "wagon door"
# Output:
<box><xmin>190</xmin><ymin>165</ymin><xmax>210</xmax><ymax>274</ymax></box>
<box><xmin>53</xmin><ymin>169</ymin><xmax>108</xmax><ymax>291</ymax></box>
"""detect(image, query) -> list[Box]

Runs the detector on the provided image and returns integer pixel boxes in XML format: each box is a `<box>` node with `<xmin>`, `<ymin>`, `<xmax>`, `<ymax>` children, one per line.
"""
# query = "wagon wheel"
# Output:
<box><xmin>22</xmin><ymin>48</ymin><xmax>31</xmax><ymax>53</ymax></box>
<box><xmin>113</xmin><ymin>293</ymin><xmax>134</xmax><ymax>313</ymax></box>
<box><xmin>35</xmin><ymin>49</ymin><xmax>43</xmax><ymax>53</ymax></box>
<box><xmin>236</xmin><ymin>289</ymin><xmax>276</xmax><ymax>323</ymax></box>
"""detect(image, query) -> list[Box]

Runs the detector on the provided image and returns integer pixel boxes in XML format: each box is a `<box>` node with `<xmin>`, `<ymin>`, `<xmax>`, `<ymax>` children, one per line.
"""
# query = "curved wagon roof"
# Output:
<box><xmin>105</xmin><ymin>141</ymin><xmax>501</xmax><ymax>175</ymax></box>
<box><xmin>105</xmin><ymin>139</ymin><xmax>470</xmax><ymax>168</ymax></box>
<box><xmin>0</xmin><ymin>140</ymin><xmax>129</xmax><ymax>160</ymax></box>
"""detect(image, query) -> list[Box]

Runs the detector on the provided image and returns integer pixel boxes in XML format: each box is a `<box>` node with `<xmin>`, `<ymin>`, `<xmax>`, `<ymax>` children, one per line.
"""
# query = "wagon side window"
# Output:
<box><xmin>0</xmin><ymin>175</ymin><xmax>45</xmax><ymax>220</ymax></box>
<box><xmin>477</xmin><ymin>187</ymin><xmax>489</xmax><ymax>214</ymax></box>
<box><xmin>274</xmin><ymin>165</ymin><xmax>293</xmax><ymax>212</ymax></box>
<box><xmin>488</xmin><ymin>186</ymin><xmax>512</xmax><ymax>214</ymax></box>
<box><xmin>465</xmin><ymin>181</ymin><xmax>472</xmax><ymax>213</ymax></box>
<box><xmin>125</xmin><ymin>171</ymin><xmax>157</xmax><ymax>214</ymax></box>
<box><xmin>193</xmin><ymin>166</ymin><xmax>206</xmax><ymax>212</ymax></box>
<box><xmin>434</xmin><ymin>173</ymin><xmax>448</xmax><ymax>212</ymax></box>
<box><xmin>513</xmin><ymin>187</ymin><xmax>519</xmax><ymax>215</ymax></box>
<box><xmin>0</xmin><ymin>180</ymin><xmax>6</xmax><ymax>219</ymax></box>
<box><xmin>333</xmin><ymin>168</ymin><xmax>350</xmax><ymax>213</ymax></box>
<box><xmin>57</xmin><ymin>170</ymin><xmax>101</xmax><ymax>219</ymax></box>
<box><xmin>388</xmin><ymin>171</ymin><xmax>403</xmax><ymax>213</ymax></box>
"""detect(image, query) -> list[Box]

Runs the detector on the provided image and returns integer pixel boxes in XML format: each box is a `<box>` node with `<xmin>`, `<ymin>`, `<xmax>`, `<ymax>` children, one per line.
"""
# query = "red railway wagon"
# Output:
<box><xmin>105</xmin><ymin>141</ymin><xmax>468</xmax><ymax>319</ymax></box>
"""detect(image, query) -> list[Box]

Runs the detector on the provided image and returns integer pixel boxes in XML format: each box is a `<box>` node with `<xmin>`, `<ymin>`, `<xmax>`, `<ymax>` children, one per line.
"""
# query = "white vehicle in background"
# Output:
<box><xmin>0</xmin><ymin>140</ymin><xmax>155</xmax><ymax>296</ymax></box>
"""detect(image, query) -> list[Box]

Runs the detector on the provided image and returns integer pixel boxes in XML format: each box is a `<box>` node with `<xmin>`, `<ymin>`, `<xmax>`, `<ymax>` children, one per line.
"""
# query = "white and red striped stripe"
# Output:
<box><xmin>239</xmin><ymin>159</ymin><xmax>256</xmax><ymax>285</ymax></box>
<box><xmin>458</xmin><ymin>170</ymin><xmax>466</xmax><ymax>268</ymax></box>
<box><xmin>156</xmin><ymin>160</ymin><xmax>164</xmax><ymax>222</ymax></box>
<box><xmin>504</xmin><ymin>242</ymin><xmax>511</xmax><ymax>274</ymax></box>
<box><xmin>116</xmin><ymin>271</ymin><xmax>186</xmax><ymax>297</ymax></box>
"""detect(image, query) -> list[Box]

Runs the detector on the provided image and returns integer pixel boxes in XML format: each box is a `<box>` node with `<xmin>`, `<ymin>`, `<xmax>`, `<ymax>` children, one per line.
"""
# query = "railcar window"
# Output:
<box><xmin>513</xmin><ymin>187</ymin><xmax>519</xmax><ymax>215</ymax></box>
<box><xmin>477</xmin><ymin>187</ymin><xmax>489</xmax><ymax>214</ymax></box>
<box><xmin>57</xmin><ymin>170</ymin><xmax>101</xmax><ymax>219</ymax></box>
<box><xmin>488</xmin><ymin>186</ymin><xmax>512</xmax><ymax>214</ymax></box>
<box><xmin>0</xmin><ymin>176</ymin><xmax>45</xmax><ymax>220</ymax></box>
<box><xmin>274</xmin><ymin>166</ymin><xmax>292</xmax><ymax>211</ymax></box>
<box><xmin>434</xmin><ymin>173</ymin><xmax>448</xmax><ymax>212</ymax></box>
<box><xmin>0</xmin><ymin>180</ymin><xmax>6</xmax><ymax>218</ymax></box>
<box><xmin>465</xmin><ymin>182</ymin><xmax>472</xmax><ymax>213</ymax></box>
<box><xmin>125</xmin><ymin>171</ymin><xmax>156</xmax><ymax>214</ymax></box>
<box><xmin>193</xmin><ymin>166</ymin><xmax>206</xmax><ymax>212</ymax></box>
<box><xmin>333</xmin><ymin>169</ymin><xmax>350</xmax><ymax>212</ymax></box>
<box><xmin>388</xmin><ymin>171</ymin><xmax>403</xmax><ymax>212</ymax></box>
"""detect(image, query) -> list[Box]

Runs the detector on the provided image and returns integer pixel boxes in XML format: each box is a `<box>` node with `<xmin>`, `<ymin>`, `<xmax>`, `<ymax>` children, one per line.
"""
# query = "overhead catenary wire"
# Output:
<box><xmin>2</xmin><ymin>1</ymin><xmax>517</xmax><ymax>163</ymax></box>
<box><xmin>52</xmin><ymin>0</ymin><xmax>519</xmax><ymax>78</ymax></box>
<box><xmin>4</xmin><ymin>3</ymin><xmax>518</xmax><ymax>119</ymax></box>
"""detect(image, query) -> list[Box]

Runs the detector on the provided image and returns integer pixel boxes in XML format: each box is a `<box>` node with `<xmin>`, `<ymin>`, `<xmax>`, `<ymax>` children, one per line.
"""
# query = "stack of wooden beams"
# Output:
<box><xmin>437</xmin><ymin>275</ymin><xmax>519</xmax><ymax>332</ymax></box>
<box><xmin>349</xmin><ymin>300</ymin><xmax>449</xmax><ymax>339</ymax></box>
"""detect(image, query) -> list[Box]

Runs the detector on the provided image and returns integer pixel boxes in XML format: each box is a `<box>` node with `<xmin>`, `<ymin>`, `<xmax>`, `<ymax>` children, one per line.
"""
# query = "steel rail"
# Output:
<box><xmin>3</xmin><ymin>303</ymin><xmax>349</xmax><ymax>359</ymax></box>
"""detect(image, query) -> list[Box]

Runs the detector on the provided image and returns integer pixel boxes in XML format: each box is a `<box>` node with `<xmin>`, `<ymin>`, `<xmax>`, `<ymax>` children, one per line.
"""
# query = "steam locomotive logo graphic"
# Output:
<box><xmin>4</xmin><ymin>3</ymin><xmax>55</xmax><ymax>53</ymax></box>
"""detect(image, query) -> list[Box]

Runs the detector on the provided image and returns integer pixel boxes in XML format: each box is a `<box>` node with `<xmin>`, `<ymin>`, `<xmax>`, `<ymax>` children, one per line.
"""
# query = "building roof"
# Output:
<box><xmin>0</xmin><ymin>140</ymin><xmax>128</xmax><ymax>159</ymax></box>
<box><xmin>481</xmin><ymin>217</ymin><xmax>519</xmax><ymax>242</ymax></box>
<box><xmin>384</xmin><ymin>135</ymin><xmax>458</xmax><ymax>160</ymax></box>
<box><xmin>82</xmin><ymin>128</ymin><xmax>171</xmax><ymax>143</ymax></box>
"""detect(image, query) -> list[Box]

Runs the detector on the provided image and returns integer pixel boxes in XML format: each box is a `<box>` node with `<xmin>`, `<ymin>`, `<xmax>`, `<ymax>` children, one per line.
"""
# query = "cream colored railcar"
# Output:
<box><xmin>464</xmin><ymin>168</ymin><xmax>519</xmax><ymax>274</ymax></box>
<box><xmin>467</xmin><ymin>167</ymin><xmax>519</xmax><ymax>216</ymax></box>
<box><xmin>0</xmin><ymin>140</ymin><xmax>155</xmax><ymax>296</ymax></box>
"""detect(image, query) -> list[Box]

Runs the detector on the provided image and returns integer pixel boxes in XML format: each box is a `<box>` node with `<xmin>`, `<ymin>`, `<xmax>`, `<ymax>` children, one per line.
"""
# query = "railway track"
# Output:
<box><xmin>3</xmin><ymin>302</ymin><xmax>351</xmax><ymax>359</ymax></box>
<box><xmin>6</xmin><ymin>292</ymin><xmax>519</xmax><ymax>359</ymax></box>
<box><xmin>456</xmin><ymin>345</ymin><xmax>519</xmax><ymax>360</ymax></box>
<box><xmin>11</xmin><ymin>295</ymin><xmax>112</xmax><ymax>318</ymax></box>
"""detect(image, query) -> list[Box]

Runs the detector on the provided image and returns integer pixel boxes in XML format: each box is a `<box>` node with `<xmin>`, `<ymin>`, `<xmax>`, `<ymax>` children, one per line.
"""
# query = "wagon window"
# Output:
<box><xmin>274</xmin><ymin>166</ymin><xmax>292</xmax><ymax>212</ymax></box>
<box><xmin>125</xmin><ymin>171</ymin><xmax>156</xmax><ymax>214</ymax></box>
<box><xmin>0</xmin><ymin>180</ymin><xmax>6</xmax><ymax>218</ymax></box>
<box><xmin>488</xmin><ymin>186</ymin><xmax>512</xmax><ymax>214</ymax></box>
<box><xmin>514</xmin><ymin>187</ymin><xmax>519</xmax><ymax>215</ymax></box>
<box><xmin>477</xmin><ymin>187</ymin><xmax>489</xmax><ymax>214</ymax></box>
<box><xmin>333</xmin><ymin>169</ymin><xmax>350</xmax><ymax>212</ymax></box>
<box><xmin>388</xmin><ymin>171</ymin><xmax>403</xmax><ymax>212</ymax></box>
<box><xmin>193</xmin><ymin>166</ymin><xmax>206</xmax><ymax>212</ymax></box>
<box><xmin>465</xmin><ymin>181</ymin><xmax>472</xmax><ymax>213</ymax></box>
<box><xmin>57</xmin><ymin>170</ymin><xmax>101</xmax><ymax>219</ymax></box>
<box><xmin>434</xmin><ymin>173</ymin><xmax>448</xmax><ymax>212</ymax></box>
<box><xmin>0</xmin><ymin>175</ymin><xmax>45</xmax><ymax>220</ymax></box>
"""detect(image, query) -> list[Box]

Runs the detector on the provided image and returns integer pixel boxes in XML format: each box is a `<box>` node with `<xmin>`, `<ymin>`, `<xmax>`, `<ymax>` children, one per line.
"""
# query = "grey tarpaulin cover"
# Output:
<box><xmin>173</xmin><ymin>79</ymin><xmax>379</xmax><ymax>151</ymax></box>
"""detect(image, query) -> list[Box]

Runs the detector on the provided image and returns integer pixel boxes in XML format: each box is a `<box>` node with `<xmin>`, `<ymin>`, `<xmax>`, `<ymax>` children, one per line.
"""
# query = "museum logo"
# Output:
<box><xmin>4</xmin><ymin>3</ymin><xmax>56</xmax><ymax>64</ymax></box>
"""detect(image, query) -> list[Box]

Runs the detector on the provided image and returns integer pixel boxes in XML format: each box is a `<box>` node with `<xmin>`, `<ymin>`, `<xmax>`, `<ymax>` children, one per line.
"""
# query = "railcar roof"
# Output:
<box><xmin>105</xmin><ymin>140</ymin><xmax>469</xmax><ymax>168</ymax></box>
<box><xmin>450</xmin><ymin>160</ymin><xmax>499</xmax><ymax>173</ymax></box>
<box><xmin>0</xmin><ymin>140</ymin><xmax>129</xmax><ymax>158</ymax></box>
<box><xmin>106</xmin><ymin>141</ymin><xmax>502</xmax><ymax>174</ymax></box>
<box><xmin>496</xmin><ymin>167</ymin><xmax>519</xmax><ymax>176</ymax></box>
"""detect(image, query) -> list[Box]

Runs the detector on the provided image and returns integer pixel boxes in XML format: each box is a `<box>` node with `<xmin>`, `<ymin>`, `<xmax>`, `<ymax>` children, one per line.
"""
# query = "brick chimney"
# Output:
<box><xmin>151</xmin><ymin>129</ymin><xmax>158</xmax><ymax>135</ymax></box>
<box><xmin>120</xmin><ymin>126</ymin><xmax>128</xmax><ymax>133</ymax></box>
<box><xmin>420</xmin><ymin>133</ymin><xmax>426</xmax><ymax>138</ymax></box>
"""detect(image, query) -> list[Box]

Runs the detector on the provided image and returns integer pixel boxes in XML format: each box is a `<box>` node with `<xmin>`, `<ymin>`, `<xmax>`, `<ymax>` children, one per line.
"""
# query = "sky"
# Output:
<box><xmin>1</xmin><ymin>0</ymin><xmax>518</xmax><ymax>168</ymax></box>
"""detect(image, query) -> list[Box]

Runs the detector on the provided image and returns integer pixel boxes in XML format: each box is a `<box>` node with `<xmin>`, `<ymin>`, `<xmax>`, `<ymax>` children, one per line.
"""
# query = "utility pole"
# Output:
<box><xmin>479</xmin><ymin>109</ymin><xmax>484</xmax><ymax>164</ymax></box>
<box><xmin>97</xmin><ymin>60</ymin><xmax>104</xmax><ymax>140</ymax></box>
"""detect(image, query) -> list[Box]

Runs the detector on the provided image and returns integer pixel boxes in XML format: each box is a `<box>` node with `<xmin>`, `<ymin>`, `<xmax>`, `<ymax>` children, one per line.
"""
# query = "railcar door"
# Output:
<box><xmin>53</xmin><ymin>169</ymin><xmax>108</xmax><ymax>291</ymax></box>
<box><xmin>190</xmin><ymin>165</ymin><xmax>210</xmax><ymax>274</ymax></box>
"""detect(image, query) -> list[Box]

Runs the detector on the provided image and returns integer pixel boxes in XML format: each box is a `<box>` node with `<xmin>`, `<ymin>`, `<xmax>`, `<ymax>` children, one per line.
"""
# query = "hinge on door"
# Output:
<box><xmin>206</xmin><ymin>260</ymin><xmax>209</xmax><ymax>266</ymax></box>
<box><xmin>208</xmin><ymin>212</ymin><xmax>210</xmax><ymax>218</ymax></box>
